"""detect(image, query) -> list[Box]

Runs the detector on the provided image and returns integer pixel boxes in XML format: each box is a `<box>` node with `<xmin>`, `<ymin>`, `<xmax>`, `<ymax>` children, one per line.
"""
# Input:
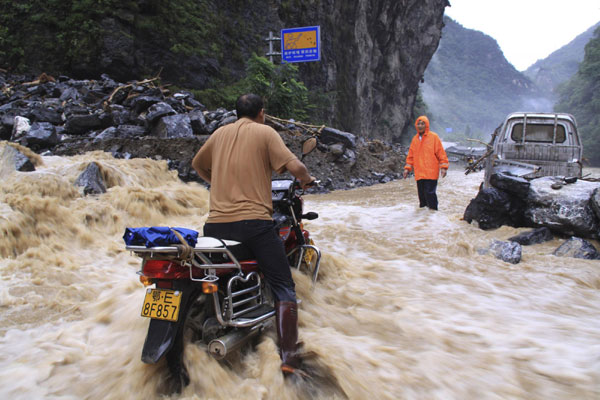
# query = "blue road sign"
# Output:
<box><xmin>281</xmin><ymin>26</ymin><xmax>320</xmax><ymax>63</ymax></box>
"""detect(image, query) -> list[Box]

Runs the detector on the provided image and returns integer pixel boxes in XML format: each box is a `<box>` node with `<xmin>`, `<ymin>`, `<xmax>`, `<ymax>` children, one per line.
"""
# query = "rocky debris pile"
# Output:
<box><xmin>465</xmin><ymin>173</ymin><xmax>600</xmax><ymax>263</ymax></box>
<box><xmin>0</xmin><ymin>71</ymin><xmax>406</xmax><ymax>191</ymax></box>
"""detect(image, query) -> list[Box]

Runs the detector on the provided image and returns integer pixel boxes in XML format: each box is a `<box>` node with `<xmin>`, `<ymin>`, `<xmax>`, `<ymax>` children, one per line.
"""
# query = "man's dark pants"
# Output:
<box><xmin>416</xmin><ymin>179</ymin><xmax>438</xmax><ymax>210</ymax></box>
<box><xmin>203</xmin><ymin>219</ymin><xmax>296</xmax><ymax>303</ymax></box>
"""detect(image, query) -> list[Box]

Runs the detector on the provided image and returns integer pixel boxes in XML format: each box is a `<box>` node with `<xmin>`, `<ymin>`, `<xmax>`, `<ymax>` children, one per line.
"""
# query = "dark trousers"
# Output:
<box><xmin>416</xmin><ymin>179</ymin><xmax>438</xmax><ymax>210</ymax></box>
<box><xmin>203</xmin><ymin>220</ymin><xmax>296</xmax><ymax>303</ymax></box>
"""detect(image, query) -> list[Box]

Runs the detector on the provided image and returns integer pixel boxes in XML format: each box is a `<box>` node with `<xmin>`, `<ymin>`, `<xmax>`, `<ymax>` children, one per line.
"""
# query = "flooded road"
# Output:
<box><xmin>1</xmin><ymin>145</ymin><xmax>599</xmax><ymax>399</ymax></box>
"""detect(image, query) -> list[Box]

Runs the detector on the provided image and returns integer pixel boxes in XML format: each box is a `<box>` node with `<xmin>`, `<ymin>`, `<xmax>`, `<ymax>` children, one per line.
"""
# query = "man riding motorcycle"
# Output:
<box><xmin>191</xmin><ymin>93</ymin><xmax>315</xmax><ymax>375</ymax></box>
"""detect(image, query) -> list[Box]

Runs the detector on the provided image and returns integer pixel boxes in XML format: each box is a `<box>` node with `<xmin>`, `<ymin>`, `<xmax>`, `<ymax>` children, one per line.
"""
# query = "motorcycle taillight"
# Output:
<box><xmin>142</xmin><ymin>259</ymin><xmax>189</xmax><ymax>279</ymax></box>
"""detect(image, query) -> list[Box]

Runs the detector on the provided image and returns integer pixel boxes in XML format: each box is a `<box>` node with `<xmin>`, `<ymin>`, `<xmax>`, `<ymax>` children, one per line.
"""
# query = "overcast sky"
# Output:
<box><xmin>444</xmin><ymin>0</ymin><xmax>600</xmax><ymax>71</ymax></box>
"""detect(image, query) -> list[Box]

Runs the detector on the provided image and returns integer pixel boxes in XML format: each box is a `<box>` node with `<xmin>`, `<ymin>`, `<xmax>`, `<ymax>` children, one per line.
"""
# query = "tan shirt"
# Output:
<box><xmin>193</xmin><ymin>117</ymin><xmax>297</xmax><ymax>223</ymax></box>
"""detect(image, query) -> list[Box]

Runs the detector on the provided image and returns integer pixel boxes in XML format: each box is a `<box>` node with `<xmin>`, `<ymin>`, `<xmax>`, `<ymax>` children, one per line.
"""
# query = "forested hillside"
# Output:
<box><xmin>422</xmin><ymin>17</ymin><xmax>552</xmax><ymax>142</ymax></box>
<box><xmin>524</xmin><ymin>22</ymin><xmax>600</xmax><ymax>101</ymax></box>
<box><xmin>555</xmin><ymin>26</ymin><xmax>600</xmax><ymax>166</ymax></box>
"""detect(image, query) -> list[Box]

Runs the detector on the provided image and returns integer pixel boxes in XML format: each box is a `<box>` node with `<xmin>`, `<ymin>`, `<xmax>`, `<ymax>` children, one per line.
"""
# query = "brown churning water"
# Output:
<box><xmin>1</xmin><ymin>144</ymin><xmax>599</xmax><ymax>399</ymax></box>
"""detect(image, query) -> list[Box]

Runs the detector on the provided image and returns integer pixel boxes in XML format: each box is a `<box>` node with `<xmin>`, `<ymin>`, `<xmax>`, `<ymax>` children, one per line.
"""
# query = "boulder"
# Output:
<box><xmin>10</xmin><ymin>116</ymin><xmax>31</xmax><ymax>141</ymax></box>
<box><xmin>465</xmin><ymin>175</ymin><xmax>600</xmax><ymax>240</ymax></box>
<box><xmin>129</xmin><ymin>95</ymin><xmax>162</xmax><ymax>114</ymax></box>
<box><xmin>22</xmin><ymin>122</ymin><xmax>60</xmax><ymax>148</ymax></box>
<box><xmin>553</xmin><ymin>237</ymin><xmax>600</xmax><ymax>260</ymax></box>
<box><xmin>463</xmin><ymin>187</ymin><xmax>526</xmax><ymax>230</ymax></box>
<box><xmin>508</xmin><ymin>227</ymin><xmax>554</xmax><ymax>245</ymax></box>
<box><xmin>525</xmin><ymin>177</ymin><xmax>600</xmax><ymax>238</ymax></box>
<box><xmin>94</xmin><ymin>125</ymin><xmax>146</xmax><ymax>141</ymax></box>
<box><xmin>1</xmin><ymin>145</ymin><xmax>35</xmax><ymax>172</ymax></box>
<box><xmin>320</xmin><ymin>127</ymin><xmax>357</xmax><ymax>149</ymax></box>
<box><xmin>591</xmin><ymin>187</ymin><xmax>600</xmax><ymax>221</ymax></box>
<box><xmin>105</xmin><ymin>104</ymin><xmax>131</xmax><ymax>126</ymax></box>
<box><xmin>74</xmin><ymin>162</ymin><xmax>107</xmax><ymax>195</ymax></box>
<box><xmin>151</xmin><ymin>114</ymin><xmax>193</xmax><ymax>138</ymax></box>
<box><xmin>146</xmin><ymin>102</ymin><xmax>176</xmax><ymax>124</ymax></box>
<box><xmin>29</xmin><ymin>102</ymin><xmax>63</xmax><ymax>124</ymax></box>
<box><xmin>64</xmin><ymin>113</ymin><xmax>104</xmax><ymax>135</ymax></box>
<box><xmin>218</xmin><ymin>115</ymin><xmax>237</xmax><ymax>128</ymax></box>
<box><xmin>188</xmin><ymin>110</ymin><xmax>208</xmax><ymax>135</ymax></box>
<box><xmin>490</xmin><ymin>172</ymin><xmax>530</xmax><ymax>197</ymax></box>
<box><xmin>479</xmin><ymin>240</ymin><xmax>522</xmax><ymax>264</ymax></box>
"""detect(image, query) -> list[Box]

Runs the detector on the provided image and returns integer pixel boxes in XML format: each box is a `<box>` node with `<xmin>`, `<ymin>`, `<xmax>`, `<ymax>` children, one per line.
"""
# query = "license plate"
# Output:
<box><xmin>141</xmin><ymin>289</ymin><xmax>182</xmax><ymax>322</ymax></box>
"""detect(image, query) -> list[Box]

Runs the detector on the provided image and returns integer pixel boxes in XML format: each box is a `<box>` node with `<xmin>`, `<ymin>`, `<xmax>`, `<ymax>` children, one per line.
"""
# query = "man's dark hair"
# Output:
<box><xmin>236</xmin><ymin>93</ymin><xmax>264</xmax><ymax>119</ymax></box>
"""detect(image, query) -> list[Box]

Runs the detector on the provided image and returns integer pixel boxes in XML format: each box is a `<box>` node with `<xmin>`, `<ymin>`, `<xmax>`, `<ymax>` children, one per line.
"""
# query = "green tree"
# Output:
<box><xmin>243</xmin><ymin>54</ymin><xmax>312</xmax><ymax>121</ymax></box>
<box><xmin>555</xmin><ymin>26</ymin><xmax>600</xmax><ymax>165</ymax></box>
<box><xmin>197</xmin><ymin>54</ymin><xmax>313</xmax><ymax>122</ymax></box>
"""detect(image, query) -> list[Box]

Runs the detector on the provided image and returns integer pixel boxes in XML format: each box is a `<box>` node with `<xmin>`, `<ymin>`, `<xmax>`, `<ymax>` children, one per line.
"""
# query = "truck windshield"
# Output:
<box><xmin>510</xmin><ymin>123</ymin><xmax>566</xmax><ymax>143</ymax></box>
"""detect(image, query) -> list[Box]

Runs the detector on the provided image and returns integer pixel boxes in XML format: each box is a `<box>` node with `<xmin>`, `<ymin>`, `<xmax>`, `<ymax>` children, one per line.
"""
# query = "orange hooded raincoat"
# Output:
<box><xmin>404</xmin><ymin>116</ymin><xmax>449</xmax><ymax>181</ymax></box>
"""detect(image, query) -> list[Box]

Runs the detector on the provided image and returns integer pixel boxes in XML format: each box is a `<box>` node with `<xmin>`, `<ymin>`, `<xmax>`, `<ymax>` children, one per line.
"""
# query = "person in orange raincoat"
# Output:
<box><xmin>402</xmin><ymin>116</ymin><xmax>449</xmax><ymax>210</ymax></box>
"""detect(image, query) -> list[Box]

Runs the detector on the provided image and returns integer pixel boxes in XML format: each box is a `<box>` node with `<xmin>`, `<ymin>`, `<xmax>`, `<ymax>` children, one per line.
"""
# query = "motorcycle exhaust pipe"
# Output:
<box><xmin>208</xmin><ymin>326</ymin><xmax>263</xmax><ymax>360</ymax></box>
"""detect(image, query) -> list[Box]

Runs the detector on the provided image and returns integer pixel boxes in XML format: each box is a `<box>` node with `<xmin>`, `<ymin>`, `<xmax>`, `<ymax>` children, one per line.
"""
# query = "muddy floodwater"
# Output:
<box><xmin>1</xmin><ymin>146</ymin><xmax>599</xmax><ymax>399</ymax></box>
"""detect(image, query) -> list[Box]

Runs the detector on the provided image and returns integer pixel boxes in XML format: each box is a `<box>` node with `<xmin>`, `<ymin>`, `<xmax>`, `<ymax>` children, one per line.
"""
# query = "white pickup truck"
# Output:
<box><xmin>483</xmin><ymin>112</ymin><xmax>583</xmax><ymax>188</ymax></box>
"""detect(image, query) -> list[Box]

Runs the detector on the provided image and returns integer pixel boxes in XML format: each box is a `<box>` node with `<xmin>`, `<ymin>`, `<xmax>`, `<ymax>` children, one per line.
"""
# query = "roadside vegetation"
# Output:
<box><xmin>555</xmin><ymin>26</ymin><xmax>600</xmax><ymax>165</ymax></box>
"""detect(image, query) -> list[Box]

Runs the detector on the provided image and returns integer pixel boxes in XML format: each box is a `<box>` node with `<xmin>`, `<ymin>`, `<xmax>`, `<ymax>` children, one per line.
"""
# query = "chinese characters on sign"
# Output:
<box><xmin>281</xmin><ymin>26</ymin><xmax>320</xmax><ymax>63</ymax></box>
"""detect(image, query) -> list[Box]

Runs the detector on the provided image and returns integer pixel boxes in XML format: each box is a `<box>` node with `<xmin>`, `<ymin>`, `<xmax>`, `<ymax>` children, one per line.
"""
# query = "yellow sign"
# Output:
<box><xmin>281</xmin><ymin>26</ymin><xmax>321</xmax><ymax>63</ymax></box>
<box><xmin>283</xmin><ymin>30</ymin><xmax>318</xmax><ymax>50</ymax></box>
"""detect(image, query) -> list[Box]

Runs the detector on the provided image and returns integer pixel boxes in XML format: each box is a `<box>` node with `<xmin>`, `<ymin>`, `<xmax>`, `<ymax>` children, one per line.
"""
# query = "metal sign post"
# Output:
<box><xmin>265</xmin><ymin>31</ymin><xmax>281</xmax><ymax>63</ymax></box>
<box><xmin>281</xmin><ymin>26</ymin><xmax>321</xmax><ymax>63</ymax></box>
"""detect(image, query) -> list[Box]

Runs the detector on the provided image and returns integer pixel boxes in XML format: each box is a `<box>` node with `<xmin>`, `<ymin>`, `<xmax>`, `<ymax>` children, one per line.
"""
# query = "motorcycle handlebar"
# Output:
<box><xmin>294</xmin><ymin>179</ymin><xmax>321</xmax><ymax>190</ymax></box>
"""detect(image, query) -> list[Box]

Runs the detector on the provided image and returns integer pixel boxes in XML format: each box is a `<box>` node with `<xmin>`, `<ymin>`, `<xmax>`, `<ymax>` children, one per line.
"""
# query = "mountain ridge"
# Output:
<box><xmin>524</xmin><ymin>21</ymin><xmax>600</xmax><ymax>101</ymax></box>
<box><xmin>422</xmin><ymin>16</ymin><xmax>597</xmax><ymax>143</ymax></box>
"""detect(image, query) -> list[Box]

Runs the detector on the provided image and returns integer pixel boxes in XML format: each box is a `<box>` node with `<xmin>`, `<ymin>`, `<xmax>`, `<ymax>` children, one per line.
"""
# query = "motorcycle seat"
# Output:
<box><xmin>196</xmin><ymin>236</ymin><xmax>241</xmax><ymax>248</ymax></box>
<box><xmin>197</xmin><ymin>236</ymin><xmax>256</xmax><ymax>265</ymax></box>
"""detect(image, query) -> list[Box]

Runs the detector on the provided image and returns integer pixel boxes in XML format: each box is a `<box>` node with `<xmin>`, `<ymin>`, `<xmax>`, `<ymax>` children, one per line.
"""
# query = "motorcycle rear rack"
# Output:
<box><xmin>126</xmin><ymin>237</ymin><xmax>245</xmax><ymax>282</ymax></box>
<box><xmin>127</xmin><ymin>240</ymin><xmax>275</xmax><ymax>327</ymax></box>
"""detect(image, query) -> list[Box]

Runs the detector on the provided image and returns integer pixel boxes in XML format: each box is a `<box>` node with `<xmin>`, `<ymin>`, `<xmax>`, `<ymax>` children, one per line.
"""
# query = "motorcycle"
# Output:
<box><xmin>124</xmin><ymin>138</ymin><xmax>321</xmax><ymax>389</ymax></box>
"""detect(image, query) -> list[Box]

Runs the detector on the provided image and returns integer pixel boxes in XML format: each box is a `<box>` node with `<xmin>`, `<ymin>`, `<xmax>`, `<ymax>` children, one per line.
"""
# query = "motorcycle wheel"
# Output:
<box><xmin>166</xmin><ymin>292</ymin><xmax>214</xmax><ymax>392</ymax></box>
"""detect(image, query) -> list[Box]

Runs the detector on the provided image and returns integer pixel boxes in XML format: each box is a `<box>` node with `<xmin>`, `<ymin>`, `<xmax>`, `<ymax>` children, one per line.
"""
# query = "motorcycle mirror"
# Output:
<box><xmin>301</xmin><ymin>137</ymin><xmax>317</xmax><ymax>159</ymax></box>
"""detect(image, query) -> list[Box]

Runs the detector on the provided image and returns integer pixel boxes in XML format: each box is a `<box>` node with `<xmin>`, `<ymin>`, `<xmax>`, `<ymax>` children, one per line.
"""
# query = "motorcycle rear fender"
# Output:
<box><xmin>141</xmin><ymin>318</ymin><xmax>180</xmax><ymax>364</ymax></box>
<box><xmin>141</xmin><ymin>282</ymin><xmax>198</xmax><ymax>364</ymax></box>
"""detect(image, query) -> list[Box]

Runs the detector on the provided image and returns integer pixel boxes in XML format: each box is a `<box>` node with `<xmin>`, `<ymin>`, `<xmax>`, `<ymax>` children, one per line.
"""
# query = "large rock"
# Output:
<box><xmin>463</xmin><ymin>187</ymin><xmax>526</xmax><ymax>230</ymax></box>
<box><xmin>478</xmin><ymin>240</ymin><xmax>522</xmax><ymax>264</ymax></box>
<box><xmin>465</xmin><ymin>176</ymin><xmax>600</xmax><ymax>240</ymax></box>
<box><xmin>188</xmin><ymin>109</ymin><xmax>208</xmax><ymax>135</ymax></box>
<box><xmin>508</xmin><ymin>227</ymin><xmax>554</xmax><ymax>245</ymax></box>
<box><xmin>94</xmin><ymin>125</ymin><xmax>147</xmax><ymax>141</ymax></box>
<box><xmin>74</xmin><ymin>162</ymin><xmax>107</xmax><ymax>195</ymax></box>
<box><xmin>525</xmin><ymin>177</ymin><xmax>600</xmax><ymax>238</ymax></box>
<box><xmin>490</xmin><ymin>172</ymin><xmax>530</xmax><ymax>197</ymax></box>
<box><xmin>10</xmin><ymin>116</ymin><xmax>31</xmax><ymax>141</ymax></box>
<box><xmin>21</xmin><ymin>122</ymin><xmax>60</xmax><ymax>149</ymax></box>
<box><xmin>553</xmin><ymin>237</ymin><xmax>600</xmax><ymax>260</ymax></box>
<box><xmin>146</xmin><ymin>102</ymin><xmax>176</xmax><ymax>124</ymax></box>
<box><xmin>320</xmin><ymin>127</ymin><xmax>357</xmax><ymax>149</ymax></box>
<box><xmin>151</xmin><ymin>114</ymin><xmax>193</xmax><ymax>139</ymax></box>
<box><xmin>490</xmin><ymin>240</ymin><xmax>522</xmax><ymax>264</ymax></box>
<box><xmin>0</xmin><ymin>145</ymin><xmax>35</xmax><ymax>173</ymax></box>
<box><xmin>64</xmin><ymin>113</ymin><xmax>104</xmax><ymax>135</ymax></box>
<box><xmin>591</xmin><ymin>187</ymin><xmax>600</xmax><ymax>221</ymax></box>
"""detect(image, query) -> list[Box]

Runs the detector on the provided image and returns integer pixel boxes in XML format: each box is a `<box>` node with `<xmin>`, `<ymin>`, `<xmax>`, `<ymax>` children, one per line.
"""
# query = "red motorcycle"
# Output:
<box><xmin>124</xmin><ymin>138</ymin><xmax>321</xmax><ymax>389</ymax></box>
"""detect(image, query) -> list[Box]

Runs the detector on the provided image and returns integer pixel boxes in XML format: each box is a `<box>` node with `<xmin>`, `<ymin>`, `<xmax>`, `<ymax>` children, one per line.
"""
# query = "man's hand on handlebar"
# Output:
<box><xmin>299</xmin><ymin>176</ymin><xmax>318</xmax><ymax>190</ymax></box>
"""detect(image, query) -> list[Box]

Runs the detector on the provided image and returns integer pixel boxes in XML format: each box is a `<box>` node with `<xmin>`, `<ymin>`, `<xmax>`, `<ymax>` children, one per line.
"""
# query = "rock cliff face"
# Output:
<box><xmin>278</xmin><ymin>0</ymin><xmax>448</xmax><ymax>142</ymax></box>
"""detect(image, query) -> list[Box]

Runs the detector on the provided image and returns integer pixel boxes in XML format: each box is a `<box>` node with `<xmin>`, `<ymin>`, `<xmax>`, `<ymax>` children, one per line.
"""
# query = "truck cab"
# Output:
<box><xmin>483</xmin><ymin>112</ymin><xmax>583</xmax><ymax>188</ymax></box>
